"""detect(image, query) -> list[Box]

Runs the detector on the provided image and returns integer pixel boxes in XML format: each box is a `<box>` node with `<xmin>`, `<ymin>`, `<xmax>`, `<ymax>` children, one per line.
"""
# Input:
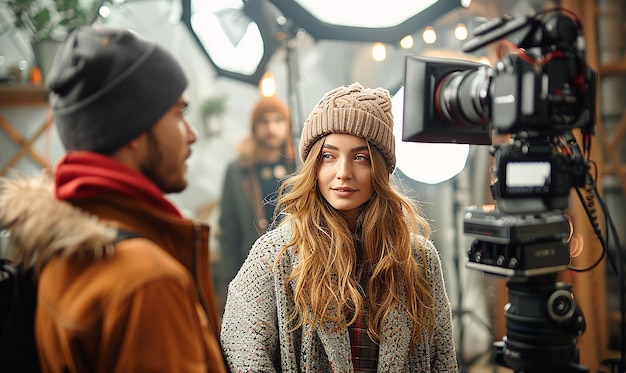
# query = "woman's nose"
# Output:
<box><xmin>335</xmin><ymin>158</ymin><xmax>352</xmax><ymax>179</ymax></box>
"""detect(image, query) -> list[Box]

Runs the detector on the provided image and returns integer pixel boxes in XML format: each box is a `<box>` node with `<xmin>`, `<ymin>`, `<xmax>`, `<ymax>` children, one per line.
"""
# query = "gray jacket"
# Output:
<box><xmin>218</xmin><ymin>161</ymin><xmax>266</xmax><ymax>289</ymax></box>
<box><xmin>220</xmin><ymin>224</ymin><xmax>458</xmax><ymax>372</ymax></box>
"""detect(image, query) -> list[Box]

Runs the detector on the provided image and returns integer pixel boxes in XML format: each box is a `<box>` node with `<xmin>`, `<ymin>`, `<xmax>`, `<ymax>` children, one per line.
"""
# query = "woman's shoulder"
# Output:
<box><xmin>249</xmin><ymin>224</ymin><xmax>294</xmax><ymax>257</ymax></box>
<box><xmin>236</xmin><ymin>224</ymin><xmax>297</xmax><ymax>277</ymax></box>
<box><xmin>412</xmin><ymin>234</ymin><xmax>437</xmax><ymax>252</ymax></box>
<box><xmin>259</xmin><ymin>223</ymin><xmax>292</xmax><ymax>242</ymax></box>
<box><xmin>412</xmin><ymin>235</ymin><xmax>442</xmax><ymax>266</ymax></box>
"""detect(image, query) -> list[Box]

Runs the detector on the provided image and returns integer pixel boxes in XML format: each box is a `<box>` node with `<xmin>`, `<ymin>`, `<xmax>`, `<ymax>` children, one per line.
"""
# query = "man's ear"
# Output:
<box><xmin>126</xmin><ymin>132</ymin><xmax>147</xmax><ymax>149</ymax></box>
<box><xmin>109</xmin><ymin>132</ymin><xmax>148</xmax><ymax>170</ymax></box>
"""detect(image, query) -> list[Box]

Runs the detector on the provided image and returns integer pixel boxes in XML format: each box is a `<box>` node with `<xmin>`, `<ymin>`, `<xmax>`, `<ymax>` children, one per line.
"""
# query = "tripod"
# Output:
<box><xmin>490</xmin><ymin>275</ymin><xmax>588</xmax><ymax>373</ymax></box>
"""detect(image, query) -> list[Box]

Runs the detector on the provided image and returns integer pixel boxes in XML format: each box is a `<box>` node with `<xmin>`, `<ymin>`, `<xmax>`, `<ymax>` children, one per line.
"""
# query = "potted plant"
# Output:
<box><xmin>200</xmin><ymin>95</ymin><xmax>228</xmax><ymax>138</ymax></box>
<box><xmin>7</xmin><ymin>0</ymin><xmax>105</xmax><ymax>78</ymax></box>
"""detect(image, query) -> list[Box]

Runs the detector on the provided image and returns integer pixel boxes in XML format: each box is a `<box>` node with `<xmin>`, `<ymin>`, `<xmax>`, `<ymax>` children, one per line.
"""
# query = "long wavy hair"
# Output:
<box><xmin>274</xmin><ymin>136</ymin><xmax>435</xmax><ymax>347</ymax></box>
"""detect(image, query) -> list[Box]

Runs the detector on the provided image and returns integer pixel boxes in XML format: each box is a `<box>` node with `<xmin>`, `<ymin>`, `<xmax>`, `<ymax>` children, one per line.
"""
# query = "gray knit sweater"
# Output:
<box><xmin>220</xmin><ymin>224</ymin><xmax>458</xmax><ymax>373</ymax></box>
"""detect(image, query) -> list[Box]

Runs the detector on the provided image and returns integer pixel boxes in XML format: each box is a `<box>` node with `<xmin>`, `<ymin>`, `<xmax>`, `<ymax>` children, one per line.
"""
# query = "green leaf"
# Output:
<box><xmin>7</xmin><ymin>0</ymin><xmax>107</xmax><ymax>42</ymax></box>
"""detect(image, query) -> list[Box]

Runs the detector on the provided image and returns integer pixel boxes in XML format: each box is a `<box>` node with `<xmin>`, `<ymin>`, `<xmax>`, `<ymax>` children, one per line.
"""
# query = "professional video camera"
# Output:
<box><xmin>402</xmin><ymin>8</ymin><xmax>597</xmax><ymax>373</ymax></box>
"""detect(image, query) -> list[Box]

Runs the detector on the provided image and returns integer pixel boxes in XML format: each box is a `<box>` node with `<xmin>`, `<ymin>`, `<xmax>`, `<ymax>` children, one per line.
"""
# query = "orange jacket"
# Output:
<box><xmin>0</xmin><ymin>176</ymin><xmax>226</xmax><ymax>372</ymax></box>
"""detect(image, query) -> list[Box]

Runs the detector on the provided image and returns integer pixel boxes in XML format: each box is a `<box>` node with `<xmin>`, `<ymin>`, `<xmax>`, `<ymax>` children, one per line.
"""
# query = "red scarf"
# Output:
<box><xmin>55</xmin><ymin>151</ymin><xmax>183</xmax><ymax>218</ymax></box>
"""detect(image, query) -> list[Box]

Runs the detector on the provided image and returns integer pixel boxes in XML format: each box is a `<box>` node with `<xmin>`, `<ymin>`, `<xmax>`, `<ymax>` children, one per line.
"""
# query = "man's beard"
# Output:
<box><xmin>257</xmin><ymin>136</ymin><xmax>285</xmax><ymax>151</ymax></box>
<box><xmin>140</xmin><ymin>130</ymin><xmax>186</xmax><ymax>194</ymax></box>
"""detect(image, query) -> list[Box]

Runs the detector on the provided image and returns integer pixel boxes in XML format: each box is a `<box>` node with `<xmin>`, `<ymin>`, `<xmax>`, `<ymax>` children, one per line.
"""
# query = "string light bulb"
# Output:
<box><xmin>400</xmin><ymin>35</ymin><xmax>414</xmax><ymax>49</ymax></box>
<box><xmin>422</xmin><ymin>27</ymin><xmax>436</xmax><ymax>44</ymax></box>
<box><xmin>259</xmin><ymin>71</ymin><xmax>276</xmax><ymax>97</ymax></box>
<box><xmin>371</xmin><ymin>42</ymin><xmax>386</xmax><ymax>61</ymax></box>
<box><xmin>454</xmin><ymin>23</ymin><xmax>468</xmax><ymax>41</ymax></box>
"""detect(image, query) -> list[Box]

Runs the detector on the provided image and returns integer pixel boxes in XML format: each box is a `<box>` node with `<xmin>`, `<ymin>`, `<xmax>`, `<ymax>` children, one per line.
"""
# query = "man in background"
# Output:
<box><xmin>216</xmin><ymin>95</ymin><xmax>296</xmax><ymax>313</ymax></box>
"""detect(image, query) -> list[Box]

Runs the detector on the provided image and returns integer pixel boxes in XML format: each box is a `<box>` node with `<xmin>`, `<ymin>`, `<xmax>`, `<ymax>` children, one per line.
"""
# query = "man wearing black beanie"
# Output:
<box><xmin>0</xmin><ymin>26</ymin><xmax>227</xmax><ymax>372</ymax></box>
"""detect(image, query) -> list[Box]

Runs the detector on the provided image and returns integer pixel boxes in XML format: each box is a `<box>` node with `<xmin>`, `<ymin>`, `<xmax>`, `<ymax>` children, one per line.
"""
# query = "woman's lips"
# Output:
<box><xmin>332</xmin><ymin>187</ymin><xmax>356</xmax><ymax>197</ymax></box>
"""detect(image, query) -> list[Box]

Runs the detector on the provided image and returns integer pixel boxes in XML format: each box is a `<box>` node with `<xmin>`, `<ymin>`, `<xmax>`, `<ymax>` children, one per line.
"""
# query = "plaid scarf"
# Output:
<box><xmin>348</xmin><ymin>240</ymin><xmax>379</xmax><ymax>372</ymax></box>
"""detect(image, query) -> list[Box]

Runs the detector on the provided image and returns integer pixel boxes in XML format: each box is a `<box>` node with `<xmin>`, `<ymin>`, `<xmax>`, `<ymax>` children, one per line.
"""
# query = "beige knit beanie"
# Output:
<box><xmin>299</xmin><ymin>82</ymin><xmax>396</xmax><ymax>173</ymax></box>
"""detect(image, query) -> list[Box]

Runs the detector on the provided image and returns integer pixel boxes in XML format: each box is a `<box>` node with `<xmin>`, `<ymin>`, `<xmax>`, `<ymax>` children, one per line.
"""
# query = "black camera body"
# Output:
<box><xmin>402</xmin><ymin>9</ymin><xmax>595</xmax><ymax>371</ymax></box>
<box><xmin>402</xmin><ymin>9</ymin><xmax>596</xmax><ymax>266</ymax></box>
<box><xmin>489</xmin><ymin>51</ymin><xmax>593</xmax><ymax>135</ymax></box>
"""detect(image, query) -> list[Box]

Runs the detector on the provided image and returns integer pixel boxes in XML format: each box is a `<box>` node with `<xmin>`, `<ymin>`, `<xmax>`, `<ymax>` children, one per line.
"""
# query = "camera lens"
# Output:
<box><xmin>436</xmin><ymin>65</ymin><xmax>492</xmax><ymax>127</ymax></box>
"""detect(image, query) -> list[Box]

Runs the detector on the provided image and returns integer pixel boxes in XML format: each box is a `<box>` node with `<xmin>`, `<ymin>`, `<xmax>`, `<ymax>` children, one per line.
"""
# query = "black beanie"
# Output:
<box><xmin>47</xmin><ymin>27</ymin><xmax>188</xmax><ymax>154</ymax></box>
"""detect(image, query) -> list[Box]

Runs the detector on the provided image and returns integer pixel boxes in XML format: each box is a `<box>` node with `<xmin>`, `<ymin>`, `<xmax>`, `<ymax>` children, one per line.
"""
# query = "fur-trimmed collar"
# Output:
<box><xmin>0</xmin><ymin>173</ymin><xmax>117</xmax><ymax>274</ymax></box>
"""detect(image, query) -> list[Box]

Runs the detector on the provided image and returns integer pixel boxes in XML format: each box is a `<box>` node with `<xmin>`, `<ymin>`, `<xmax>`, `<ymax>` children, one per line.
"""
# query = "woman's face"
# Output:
<box><xmin>317</xmin><ymin>133</ymin><xmax>374</xmax><ymax>226</ymax></box>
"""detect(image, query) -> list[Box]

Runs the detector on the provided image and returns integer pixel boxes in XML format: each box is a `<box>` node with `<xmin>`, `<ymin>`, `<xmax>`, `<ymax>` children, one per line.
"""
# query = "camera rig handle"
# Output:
<box><xmin>462</xmin><ymin>10</ymin><xmax>581</xmax><ymax>55</ymax></box>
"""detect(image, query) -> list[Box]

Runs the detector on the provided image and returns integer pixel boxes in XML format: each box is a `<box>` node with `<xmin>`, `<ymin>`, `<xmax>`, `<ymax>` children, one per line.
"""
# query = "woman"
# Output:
<box><xmin>221</xmin><ymin>83</ymin><xmax>458</xmax><ymax>372</ymax></box>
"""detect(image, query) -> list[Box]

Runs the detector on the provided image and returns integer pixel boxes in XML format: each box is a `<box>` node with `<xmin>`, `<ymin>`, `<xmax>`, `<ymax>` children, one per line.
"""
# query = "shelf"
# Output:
<box><xmin>0</xmin><ymin>84</ymin><xmax>48</xmax><ymax>105</ymax></box>
<box><xmin>0</xmin><ymin>84</ymin><xmax>52</xmax><ymax>175</ymax></box>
